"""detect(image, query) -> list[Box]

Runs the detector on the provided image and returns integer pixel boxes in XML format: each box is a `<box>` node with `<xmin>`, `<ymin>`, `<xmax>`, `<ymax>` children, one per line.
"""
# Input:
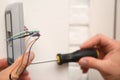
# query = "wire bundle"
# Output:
<box><xmin>8</xmin><ymin>29</ymin><xmax>40</xmax><ymax>80</ymax></box>
<box><xmin>8</xmin><ymin>30</ymin><xmax>40</xmax><ymax>41</ymax></box>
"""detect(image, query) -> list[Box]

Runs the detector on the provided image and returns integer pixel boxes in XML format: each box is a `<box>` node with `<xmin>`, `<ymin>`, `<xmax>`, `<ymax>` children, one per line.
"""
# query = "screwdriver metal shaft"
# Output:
<box><xmin>32</xmin><ymin>60</ymin><xmax>57</xmax><ymax>65</ymax></box>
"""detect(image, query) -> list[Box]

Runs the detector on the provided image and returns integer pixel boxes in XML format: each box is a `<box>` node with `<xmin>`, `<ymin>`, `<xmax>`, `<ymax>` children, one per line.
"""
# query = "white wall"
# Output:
<box><xmin>0</xmin><ymin>0</ymin><xmax>115</xmax><ymax>80</ymax></box>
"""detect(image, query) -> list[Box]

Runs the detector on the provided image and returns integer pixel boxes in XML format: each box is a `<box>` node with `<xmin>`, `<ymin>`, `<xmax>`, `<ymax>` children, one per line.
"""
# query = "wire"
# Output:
<box><xmin>9</xmin><ymin>31</ymin><xmax>40</xmax><ymax>80</ymax></box>
<box><xmin>16</xmin><ymin>37</ymin><xmax>39</xmax><ymax>74</ymax></box>
<box><xmin>20</xmin><ymin>37</ymin><xmax>39</xmax><ymax>79</ymax></box>
<box><xmin>9</xmin><ymin>37</ymin><xmax>39</xmax><ymax>80</ymax></box>
<box><xmin>26</xmin><ymin>37</ymin><xmax>39</xmax><ymax>67</ymax></box>
<box><xmin>17</xmin><ymin>32</ymin><xmax>40</xmax><ymax>72</ymax></box>
<box><xmin>9</xmin><ymin>36</ymin><xmax>32</xmax><ymax>76</ymax></box>
<box><xmin>8</xmin><ymin>30</ymin><xmax>39</xmax><ymax>41</ymax></box>
<box><xmin>15</xmin><ymin>37</ymin><xmax>33</xmax><ymax>74</ymax></box>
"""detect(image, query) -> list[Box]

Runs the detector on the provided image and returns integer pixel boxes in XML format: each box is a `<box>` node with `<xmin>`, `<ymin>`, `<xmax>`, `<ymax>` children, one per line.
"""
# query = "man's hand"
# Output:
<box><xmin>79</xmin><ymin>34</ymin><xmax>120</xmax><ymax>80</ymax></box>
<box><xmin>0</xmin><ymin>52</ymin><xmax>34</xmax><ymax>80</ymax></box>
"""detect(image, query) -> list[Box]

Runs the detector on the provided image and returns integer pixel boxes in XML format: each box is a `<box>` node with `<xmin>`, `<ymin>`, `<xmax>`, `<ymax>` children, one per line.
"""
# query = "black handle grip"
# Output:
<box><xmin>57</xmin><ymin>48</ymin><xmax>99</xmax><ymax>65</ymax></box>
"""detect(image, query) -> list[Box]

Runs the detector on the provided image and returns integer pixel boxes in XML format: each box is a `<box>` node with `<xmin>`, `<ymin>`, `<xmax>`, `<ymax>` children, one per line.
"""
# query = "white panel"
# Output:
<box><xmin>69</xmin><ymin>27</ymin><xmax>89</xmax><ymax>45</ymax></box>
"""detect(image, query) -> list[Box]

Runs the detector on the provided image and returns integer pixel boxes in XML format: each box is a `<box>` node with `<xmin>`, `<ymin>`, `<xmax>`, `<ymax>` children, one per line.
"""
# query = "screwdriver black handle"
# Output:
<box><xmin>56</xmin><ymin>48</ymin><xmax>99</xmax><ymax>65</ymax></box>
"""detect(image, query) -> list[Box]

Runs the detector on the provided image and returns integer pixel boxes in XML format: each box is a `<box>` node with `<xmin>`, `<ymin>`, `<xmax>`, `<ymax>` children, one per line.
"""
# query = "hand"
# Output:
<box><xmin>79</xmin><ymin>34</ymin><xmax>120</xmax><ymax>80</ymax></box>
<box><xmin>0</xmin><ymin>52</ymin><xmax>34</xmax><ymax>80</ymax></box>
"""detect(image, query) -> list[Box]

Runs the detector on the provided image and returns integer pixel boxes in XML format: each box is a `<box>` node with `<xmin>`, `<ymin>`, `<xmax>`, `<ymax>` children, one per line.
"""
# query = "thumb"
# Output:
<box><xmin>79</xmin><ymin>57</ymin><xmax>104</xmax><ymax>71</ymax></box>
<box><xmin>0</xmin><ymin>58</ymin><xmax>8</xmax><ymax>70</ymax></box>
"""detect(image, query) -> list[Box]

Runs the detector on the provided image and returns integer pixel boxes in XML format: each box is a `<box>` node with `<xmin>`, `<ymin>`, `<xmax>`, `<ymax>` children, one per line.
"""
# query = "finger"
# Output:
<box><xmin>80</xmin><ymin>66</ymin><xmax>89</xmax><ymax>73</ymax></box>
<box><xmin>15</xmin><ymin>52</ymin><xmax>34</xmax><ymax>75</ymax></box>
<box><xmin>18</xmin><ymin>71</ymin><xmax>29</xmax><ymax>80</ymax></box>
<box><xmin>82</xmin><ymin>67</ymin><xmax>88</xmax><ymax>73</ymax></box>
<box><xmin>19</xmin><ymin>76</ymin><xmax>30</xmax><ymax>80</ymax></box>
<box><xmin>21</xmin><ymin>71</ymin><xmax>29</xmax><ymax>76</ymax></box>
<box><xmin>0</xmin><ymin>58</ymin><xmax>8</xmax><ymax>70</ymax></box>
<box><xmin>80</xmin><ymin>34</ymin><xmax>114</xmax><ymax>49</ymax></box>
<box><xmin>9</xmin><ymin>52</ymin><xmax>34</xmax><ymax>79</ymax></box>
<box><xmin>79</xmin><ymin>57</ymin><xmax>104</xmax><ymax>71</ymax></box>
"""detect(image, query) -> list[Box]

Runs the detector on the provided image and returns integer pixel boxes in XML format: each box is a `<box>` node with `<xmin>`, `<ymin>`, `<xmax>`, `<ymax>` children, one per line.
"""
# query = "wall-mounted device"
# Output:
<box><xmin>5</xmin><ymin>3</ymin><xmax>25</xmax><ymax>65</ymax></box>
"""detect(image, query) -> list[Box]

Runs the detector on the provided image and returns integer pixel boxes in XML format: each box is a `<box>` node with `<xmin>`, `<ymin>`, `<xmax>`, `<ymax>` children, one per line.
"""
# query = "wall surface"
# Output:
<box><xmin>116</xmin><ymin>0</ymin><xmax>120</xmax><ymax>40</ymax></box>
<box><xmin>90</xmin><ymin>0</ymin><xmax>115</xmax><ymax>37</ymax></box>
<box><xmin>23</xmin><ymin>0</ymin><xmax>69</xmax><ymax>80</ymax></box>
<box><xmin>0</xmin><ymin>0</ymin><xmax>115</xmax><ymax>80</ymax></box>
<box><xmin>0</xmin><ymin>0</ymin><xmax>69</xmax><ymax>80</ymax></box>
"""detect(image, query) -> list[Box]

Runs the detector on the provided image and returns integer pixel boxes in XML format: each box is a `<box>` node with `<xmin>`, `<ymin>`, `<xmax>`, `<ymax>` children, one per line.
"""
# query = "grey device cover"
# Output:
<box><xmin>5</xmin><ymin>3</ymin><xmax>25</xmax><ymax>65</ymax></box>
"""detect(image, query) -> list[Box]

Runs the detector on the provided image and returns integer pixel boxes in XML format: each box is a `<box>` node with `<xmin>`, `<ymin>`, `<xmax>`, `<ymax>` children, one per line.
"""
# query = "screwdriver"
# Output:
<box><xmin>32</xmin><ymin>48</ymin><xmax>99</xmax><ymax>65</ymax></box>
<box><xmin>56</xmin><ymin>48</ymin><xmax>99</xmax><ymax>65</ymax></box>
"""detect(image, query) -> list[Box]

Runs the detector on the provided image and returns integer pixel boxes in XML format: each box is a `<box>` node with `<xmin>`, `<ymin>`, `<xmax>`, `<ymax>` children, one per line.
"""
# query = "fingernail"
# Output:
<box><xmin>81</xmin><ymin>59</ymin><xmax>87</xmax><ymax>67</ymax></box>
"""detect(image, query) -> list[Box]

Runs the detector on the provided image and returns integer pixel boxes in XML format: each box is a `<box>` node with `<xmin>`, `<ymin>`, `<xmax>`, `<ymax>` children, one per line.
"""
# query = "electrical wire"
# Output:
<box><xmin>26</xmin><ymin>37</ymin><xmax>39</xmax><ymax>67</ymax></box>
<box><xmin>17</xmin><ymin>37</ymin><xmax>39</xmax><ymax>80</ymax></box>
<box><xmin>9</xmin><ymin>31</ymin><xmax>40</xmax><ymax>80</ymax></box>
<box><xmin>15</xmin><ymin>37</ymin><xmax>34</xmax><ymax>74</ymax></box>
<box><xmin>16</xmin><ymin>37</ymin><xmax>39</xmax><ymax>74</ymax></box>
<box><xmin>8</xmin><ymin>30</ymin><xmax>39</xmax><ymax>41</ymax></box>
<box><xmin>9</xmin><ymin>36</ymin><xmax>32</xmax><ymax>76</ymax></box>
<box><xmin>9</xmin><ymin>37</ymin><xmax>39</xmax><ymax>80</ymax></box>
